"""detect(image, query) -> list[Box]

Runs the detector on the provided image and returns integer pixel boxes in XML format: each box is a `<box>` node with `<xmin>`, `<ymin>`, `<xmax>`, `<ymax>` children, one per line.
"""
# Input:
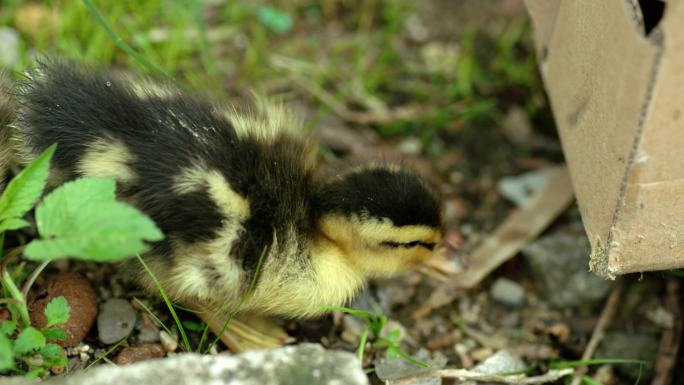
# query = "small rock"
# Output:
<box><xmin>472</xmin><ymin>350</ymin><xmax>526</xmax><ymax>374</ymax></box>
<box><xmin>398</xmin><ymin>137</ymin><xmax>423</xmax><ymax>156</ymax></box>
<box><xmin>470</xmin><ymin>347</ymin><xmax>494</xmax><ymax>362</ymax></box>
<box><xmin>114</xmin><ymin>344</ymin><xmax>165</xmax><ymax>365</ymax></box>
<box><xmin>0</xmin><ymin>28</ymin><xmax>19</xmax><ymax>68</ymax></box>
<box><xmin>375</xmin><ymin>349</ymin><xmax>447</xmax><ymax>382</ymax></box>
<box><xmin>502</xmin><ymin>107</ymin><xmax>533</xmax><ymax>146</ymax></box>
<box><xmin>522</xmin><ymin>232</ymin><xmax>612</xmax><ymax>308</ymax></box>
<box><xmin>596</xmin><ymin>332</ymin><xmax>657</xmax><ymax>380</ymax></box>
<box><xmin>490</xmin><ymin>278</ymin><xmax>526</xmax><ymax>307</ymax></box>
<box><xmin>2</xmin><ymin>344</ymin><xmax>367</xmax><ymax>385</ymax></box>
<box><xmin>159</xmin><ymin>331</ymin><xmax>178</xmax><ymax>353</ymax></box>
<box><xmin>29</xmin><ymin>272</ymin><xmax>98</xmax><ymax>347</ymax></box>
<box><xmin>496</xmin><ymin>169</ymin><xmax>554</xmax><ymax>207</ymax></box>
<box><xmin>340</xmin><ymin>314</ymin><xmax>366</xmax><ymax>345</ymax></box>
<box><xmin>98</xmin><ymin>299</ymin><xmax>137</xmax><ymax>344</ymax></box>
<box><xmin>137</xmin><ymin>314</ymin><xmax>160</xmax><ymax>343</ymax></box>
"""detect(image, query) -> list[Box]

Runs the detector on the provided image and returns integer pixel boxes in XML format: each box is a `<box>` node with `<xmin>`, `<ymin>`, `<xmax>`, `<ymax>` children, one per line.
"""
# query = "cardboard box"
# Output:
<box><xmin>524</xmin><ymin>0</ymin><xmax>684</xmax><ymax>277</ymax></box>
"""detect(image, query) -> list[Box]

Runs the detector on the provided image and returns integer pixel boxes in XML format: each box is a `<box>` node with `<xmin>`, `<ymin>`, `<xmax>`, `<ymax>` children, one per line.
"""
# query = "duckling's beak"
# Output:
<box><xmin>420</xmin><ymin>239</ymin><xmax>464</xmax><ymax>276</ymax></box>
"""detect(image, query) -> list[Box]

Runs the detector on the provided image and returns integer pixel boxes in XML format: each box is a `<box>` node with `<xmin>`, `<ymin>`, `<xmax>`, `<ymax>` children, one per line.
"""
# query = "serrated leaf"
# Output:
<box><xmin>24</xmin><ymin>178</ymin><xmax>164</xmax><ymax>262</ymax></box>
<box><xmin>14</xmin><ymin>327</ymin><xmax>45</xmax><ymax>354</ymax></box>
<box><xmin>44</xmin><ymin>296</ymin><xmax>70</xmax><ymax>327</ymax></box>
<box><xmin>0</xmin><ymin>320</ymin><xmax>16</xmax><ymax>336</ymax></box>
<box><xmin>0</xmin><ymin>218</ymin><xmax>31</xmax><ymax>233</ymax></box>
<box><xmin>0</xmin><ymin>332</ymin><xmax>13</xmax><ymax>371</ymax></box>
<box><xmin>39</xmin><ymin>343</ymin><xmax>66</xmax><ymax>367</ymax></box>
<box><xmin>0</xmin><ymin>145</ymin><xmax>55</xmax><ymax>221</ymax></box>
<box><xmin>41</xmin><ymin>328</ymin><xmax>68</xmax><ymax>341</ymax></box>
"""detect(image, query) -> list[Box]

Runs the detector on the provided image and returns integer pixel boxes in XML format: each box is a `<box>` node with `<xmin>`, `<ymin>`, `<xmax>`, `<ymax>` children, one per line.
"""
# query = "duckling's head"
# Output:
<box><xmin>314</xmin><ymin>165</ymin><xmax>442</xmax><ymax>277</ymax></box>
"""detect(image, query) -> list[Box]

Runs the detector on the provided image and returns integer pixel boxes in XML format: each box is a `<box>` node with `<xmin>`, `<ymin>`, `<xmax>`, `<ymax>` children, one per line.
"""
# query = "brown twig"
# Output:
<box><xmin>569</xmin><ymin>276</ymin><xmax>625</xmax><ymax>385</ymax></box>
<box><xmin>651</xmin><ymin>278</ymin><xmax>682</xmax><ymax>385</ymax></box>
<box><xmin>399</xmin><ymin>368</ymin><xmax>574</xmax><ymax>384</ymax></box>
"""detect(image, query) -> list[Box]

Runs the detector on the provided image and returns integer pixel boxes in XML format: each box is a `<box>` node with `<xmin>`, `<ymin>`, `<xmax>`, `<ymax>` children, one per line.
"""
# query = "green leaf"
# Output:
<box><xmin>257</xmin><ymin>6</ymin><xmax>293</xmax><ymax>34</ymax></box>
<box><xmin>39</xmin><ymin>343</ymin><xmax>66</xmax><ymax>367</ymax></box>
<box><xmin>0</xmin><ymin>332</ymin><xmax>13</xmax><ymax>371</ymax></box>
<box><xmin>24</xmin><ymin>178</ymin><xmax>164</xmax><ymax>262</ymax></box>
<box><xmin>41</xmin><ymin>328</ymin><xmax>68</xmax><ymax>341</ymax></box>
<box><xmin>44</xmin><ymin>296</ymin><xmax>70</xmax><ymax>327</ymax></box>
<box><xmin>182</xmin><ymin>320</ymin><xmax>205</xmax><ymax>332</ymax></box>
<box><xmin>25</xmin><ymin>368</ymin><xmax>46</xmax><ymax>378</ymax></box>
<box><xmin>0</xmin><ymin>145</ymin><xmax>55</xmax><ymax>222</ymax></box>
<box><xmin>0</xmin><ymin>320</ymin><xmax>17</xmax><ymax>336</ymax></box>
<box><xmin>0</xmin><ymin>218</ymin><xmax>31</xmax><ymax>233</ymax></box>
<box><xmin>14</xmin><ymin>327</ymin><xmax>46</xmax><ymax>354</ymax></box>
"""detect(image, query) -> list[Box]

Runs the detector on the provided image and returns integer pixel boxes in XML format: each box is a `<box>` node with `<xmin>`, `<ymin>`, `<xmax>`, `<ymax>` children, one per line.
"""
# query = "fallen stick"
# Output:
<box><xmin>569</xmin><ymin>277</ymin><xmax>625</xmax><ymax>385</ymax></box>
<box><xmin>451</xmin><ymin>165</ymin><xmax>574</xmax><ymax>289</ymax></box>
<box><xmin>397</xmin><ymin>368</ymin><xmax>574</xmax><ymax>384</ymax></box>
<box><xmin>651</xmin><ymin>278</ymin><xmax>682</xmax><ymax>385</ymax></box>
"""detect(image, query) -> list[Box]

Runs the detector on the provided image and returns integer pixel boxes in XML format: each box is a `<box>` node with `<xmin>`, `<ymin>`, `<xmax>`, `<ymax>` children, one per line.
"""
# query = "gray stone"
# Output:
<box><xmin>472</xmin><ymin>350</ymin><xmax>527</xmax><ymax>374</ymax></box>
<box><xmin>497</xmin><ymin>169</ymin><xmax>554</xmax><ymax>207</ymax></box>
<box><xmin>522</xmin><ymin>232</ymin><xmax>612</xmax><ymax>308</ymax></box>
<box><xmin>0</xmin><ymin>28</ymin><xmax>19</xmax><ymax>68</ymax></box>
<box><xmin>490</xmin><ymin>278</ymin><xmax>526</xmax><ymax>307</ymax></box>
<box><xmin>398</xmin><ymin>137</ymin><xmax>423</xmax><ymax>156</ymax></box>
<box><xmin>97</xmin><ymin>299</ymin><xmax>137</xmax><ymax>344</ymax></box>
<box><xmin>0</xmin><ymin>343</ymin><xmax>368</xmax><ymax>385</ymax></box>
<box><xmin>375</xmin><ymin>349</ymin><xmax>447</xmax><ymax>382</ymax></box>
<box><xmin>596</xmin><ymin>332</ymin><xmax>658</xmax><ymax>380</ymax></box>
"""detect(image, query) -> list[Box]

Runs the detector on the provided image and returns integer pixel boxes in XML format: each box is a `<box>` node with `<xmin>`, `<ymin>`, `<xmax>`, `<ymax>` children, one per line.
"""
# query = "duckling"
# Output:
<box><xmin>0</xmin><ymin>72</ymin><xmax>15</xmax><ymax>190</ymax></box>
<box><xmin>8</xmin><ymin>58</ymin><xmax>443</xmax><ymax>350</ymax></box>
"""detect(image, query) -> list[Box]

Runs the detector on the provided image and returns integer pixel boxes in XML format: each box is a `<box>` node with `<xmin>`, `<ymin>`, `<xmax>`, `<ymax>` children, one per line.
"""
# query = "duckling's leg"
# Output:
<box><xmin>198</xmin><ymin>308</ymin><xmax>292</xmax><ymax>352</ymax></box>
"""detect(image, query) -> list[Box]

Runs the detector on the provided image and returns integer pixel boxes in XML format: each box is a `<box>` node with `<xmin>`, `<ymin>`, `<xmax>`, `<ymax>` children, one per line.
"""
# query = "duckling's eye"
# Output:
<box><xmin>381</xmin><ymin>241</ymin><xmax>436</xmax><ymax>251</ymax></box>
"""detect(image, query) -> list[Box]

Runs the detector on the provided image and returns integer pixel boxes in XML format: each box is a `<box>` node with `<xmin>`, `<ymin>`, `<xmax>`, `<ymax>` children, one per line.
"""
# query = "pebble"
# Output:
<box><xmin>159</xmin><ymin>331</ymin><xmax>178</xmax><ymax>353</ymax></box>
<box><xmin>472</xmin><ymin>350</ymin><xmax>526</xmax><ymax>374</ymax></box>
<box><xmin>398</xmin><ymin>136</ymin><xmax>423</xmax><ymax>156</ymax></box>
<box><xmin>375</xmin><ymin>349</ymin><xmax>447</xmax><ymax>382</ymax></box>
<box><xmin>496</xmin><ymin>169</ymin><xmax>554</xmax><ymax>207</ymax></box>
<box><xmin>97</xmin><ymin>299</ymin><xmax>137</xmax><ymax>344</ymax></box>
<box><xmin>522</xmin><ymin>232</ymin><xmax>612</xmax><ymax>308</ymax></box>
<box><xmin>114</xmin><ymin>344</ymin><xmax>165</xmax><ymax>365</ymax></box>
<box><xmin>490</xmin><ymin>278</ymin><xmax>526</xmax><ymax>307</ymax></box>
<box><xmin>137</xmin><ymin>314</ymin><xmax>161</xmax><ymax>343</ymax></box>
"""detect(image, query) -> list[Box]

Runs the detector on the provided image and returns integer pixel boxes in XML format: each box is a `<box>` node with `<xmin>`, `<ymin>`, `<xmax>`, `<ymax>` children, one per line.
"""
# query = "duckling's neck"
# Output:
<box><xmin>309</xmin><ymin>237</ymin><xmax>367</xmax><ymax>309</ymax></box>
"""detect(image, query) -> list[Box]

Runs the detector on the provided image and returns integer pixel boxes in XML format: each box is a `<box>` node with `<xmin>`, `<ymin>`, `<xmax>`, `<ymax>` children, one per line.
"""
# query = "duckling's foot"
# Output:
<box><xmin>198</xmin><ymin>310</ymin><xmax>293</xmax><ymax>352</ymax></box>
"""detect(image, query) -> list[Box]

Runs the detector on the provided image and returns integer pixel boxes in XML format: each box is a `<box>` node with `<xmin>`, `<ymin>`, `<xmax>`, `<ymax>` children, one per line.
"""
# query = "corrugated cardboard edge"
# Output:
<box><xmin>525</xmin><ymin>0</ymin><xmax>665</xmax><ymax>278</ymax></box>
<box><xmin>606</xmin><ymin>0</ymin><xmax>684</xmax><ymax>276</ymax></box>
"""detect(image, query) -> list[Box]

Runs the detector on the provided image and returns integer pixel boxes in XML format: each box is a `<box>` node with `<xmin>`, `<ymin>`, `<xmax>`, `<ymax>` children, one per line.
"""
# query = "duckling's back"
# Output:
<box><xmin>15</xmin><ymin>59</ymin><xmax>319</xmax><ymax>306</ymax></box>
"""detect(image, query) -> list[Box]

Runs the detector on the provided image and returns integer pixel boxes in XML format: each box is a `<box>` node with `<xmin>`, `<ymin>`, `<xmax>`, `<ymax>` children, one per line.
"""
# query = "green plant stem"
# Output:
<box><xmin>357</xmin><ymin>328</ymin><xmax>369</xmax><ymax>363</ymax></box>
<box><xmin>86</xmin><ymin>337</ymin><xmax>127</xmax><ymax>369</ymax></box>
<box><xmin>135</xmin><ymin>254</ymin><xmax>191</xmax><ymax>351</ymax></box>
<box><xmin>1</xmin><ymin>268</ymin><xmax>30</xmax><ymax>327</ymax></box>
<box><xmin>551</xmin><ymin>358</ymin><xmax>648</xmax><ymax>369</ymax></box>
<box><xmin>395</xmin><ymin>349</ymin><xmax>429</xmax><ymax>367</ymax></box>
<box><xmin>133</xmin><ymin>297</ymin><xmax>174</xmax><ymax>338</ymax></box>
<box><xmin>0</xmin><ymin>298</ymin><xmax>24</xmax><ymax>307</ymax></box>
<box><xmin>82</xmin><ymin>0</ymin><xmax>172</xmax><ymax>79</ymax></box>
<box><xmin>21</xmin><ymin>261</ymin><xmax>49</xmax><ymax>300</ymax></box>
